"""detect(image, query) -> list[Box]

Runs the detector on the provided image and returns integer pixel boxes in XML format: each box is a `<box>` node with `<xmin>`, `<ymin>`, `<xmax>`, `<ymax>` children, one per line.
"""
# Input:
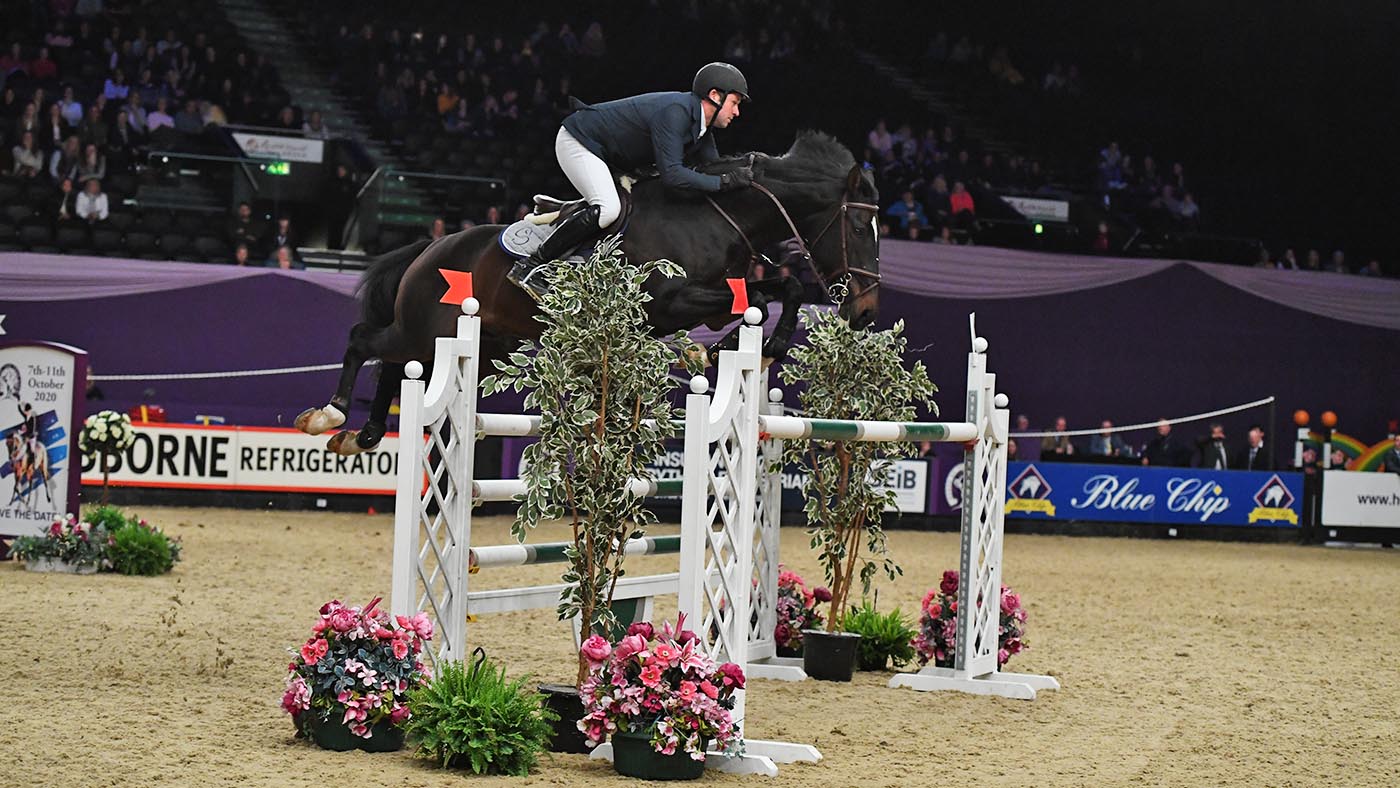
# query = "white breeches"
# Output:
<box><xmin>556</xmin><ymin>126</ymin><xmax>622</xmax><ymax>227</ymax></box>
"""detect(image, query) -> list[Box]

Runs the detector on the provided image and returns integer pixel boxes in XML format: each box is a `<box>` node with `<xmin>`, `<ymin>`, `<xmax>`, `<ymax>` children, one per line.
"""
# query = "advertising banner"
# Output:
<box><xmin>1000</xmin><ymin>461</ymin><xmax>1303</xmax><ymax>527</ymax></box>
<box><xmin>231</xmin><ymin>132</ymin><xmax>325</xmax><ymax>163</ymax></box>
<box><xmin>508</xmin><ymin>439</ymin><xmax>935</xmax><ymax>515</ymax></box>
<box><xmin>1321</xmin><ymin>470</ymin><xmax>1400</xmax><ymax>528</ymax></box>
<box><xmin>79</xmin><ymin>423</ymin><xmax>398</xmax><ymax>495</ymax></box>
<box><xmin>0</xmin><ymin>342</ymin><xmax>86</xmax><ymax>536</ymax></box>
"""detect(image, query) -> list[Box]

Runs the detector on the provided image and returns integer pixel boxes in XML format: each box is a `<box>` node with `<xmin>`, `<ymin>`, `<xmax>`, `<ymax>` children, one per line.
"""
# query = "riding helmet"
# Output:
<box><xmin>692</xmin><ymin>62</ymin><xmax>750</xmax><ymax>104</ymax></box>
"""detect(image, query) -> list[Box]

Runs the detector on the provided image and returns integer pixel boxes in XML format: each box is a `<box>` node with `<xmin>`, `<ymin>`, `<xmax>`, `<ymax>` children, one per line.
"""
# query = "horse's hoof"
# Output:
<box><xmin>327</xmin><ymin>431</ymin><xmax>369</xmax><ymax>456</ymax></box>
<box><xmin>296</xmin><ymin>404</ymin><xmax>346</xmax><ymax>435</ymax></box>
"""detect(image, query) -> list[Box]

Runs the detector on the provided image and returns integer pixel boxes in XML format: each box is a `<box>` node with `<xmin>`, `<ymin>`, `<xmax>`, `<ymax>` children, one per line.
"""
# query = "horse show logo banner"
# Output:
<box><xmin>1000</xmin><ymin>462</ymin><xmax>1303</xmax><ymax>527</ymax></box>
<box><xmin>80</xmin><ymin>423</ymin><xmax>399</xmax><ymax>495</ymax></box>
<box><xmin>0</xmin><ymin>341</ymin><xmax>86</xmax><ymax>538</ymax></box>
<box><xmin>1321</xmin><ymin>470</ymin><xmax>1400</xmax><ymax>528</ymax></box>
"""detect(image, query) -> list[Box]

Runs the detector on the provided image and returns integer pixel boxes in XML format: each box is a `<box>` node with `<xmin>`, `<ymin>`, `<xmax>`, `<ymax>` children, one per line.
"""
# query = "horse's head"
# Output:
<box><xmin>759</xmin><ymin>133</ymin><xmax>881</xmax><ymax>328</ymax></box>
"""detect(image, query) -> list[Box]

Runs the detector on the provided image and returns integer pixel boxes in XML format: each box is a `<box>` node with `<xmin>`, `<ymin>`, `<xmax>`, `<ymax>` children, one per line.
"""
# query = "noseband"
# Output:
<box><xmin>706</xmin><ymin>181</ymin><xmax>881</xmax><ymax>304</ymax></box>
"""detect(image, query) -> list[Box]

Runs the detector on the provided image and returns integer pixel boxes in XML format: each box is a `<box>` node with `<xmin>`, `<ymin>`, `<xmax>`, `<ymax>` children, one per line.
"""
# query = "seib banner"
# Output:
<box><xmin>1001</xmin><ymin>461</ymin><xmax>1303</xmax><ymax>527</ymax></box>
<box><xmin>79</xmin><ymin>424</ymin><xmax>398</xmax><ymax>494</ymax></box>
<box><xmin>1321</xmin><ymin>470</ymin><xmax>1400</xmax><ymax>528</ymax></box>
<box><xmin>641</xmin><ymin>444</ymin><xmax>933</xmax><ymax>515</ymax></box>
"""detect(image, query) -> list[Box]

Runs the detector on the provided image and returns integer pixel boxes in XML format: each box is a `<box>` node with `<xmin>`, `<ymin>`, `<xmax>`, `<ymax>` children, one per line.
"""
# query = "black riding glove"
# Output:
<box><xmin>719</xmin><ymin>166</ymin><xmax>754</xmax><ymax>191</ymax></box>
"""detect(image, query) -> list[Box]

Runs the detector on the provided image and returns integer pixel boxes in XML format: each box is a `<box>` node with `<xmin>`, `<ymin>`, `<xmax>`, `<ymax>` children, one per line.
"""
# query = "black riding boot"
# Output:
<box><xmin>507</xmin><ymin>203</ymin><xmax>603</xmax><ymax>301</ymax></box>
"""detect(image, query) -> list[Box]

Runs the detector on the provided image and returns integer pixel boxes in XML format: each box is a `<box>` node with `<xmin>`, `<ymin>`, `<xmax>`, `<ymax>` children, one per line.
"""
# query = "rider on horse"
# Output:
<box><xmin>507</xmin><ymin>62</ymin><xmax>754</xmax><ymax>299</ymax></box>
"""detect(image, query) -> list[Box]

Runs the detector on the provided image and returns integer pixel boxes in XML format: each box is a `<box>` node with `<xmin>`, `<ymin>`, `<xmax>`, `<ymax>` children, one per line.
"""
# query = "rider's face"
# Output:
<box><xmin>711</xmin><ymin>91</ymin><xmax>742</xmax><ymax>128</ymax></box>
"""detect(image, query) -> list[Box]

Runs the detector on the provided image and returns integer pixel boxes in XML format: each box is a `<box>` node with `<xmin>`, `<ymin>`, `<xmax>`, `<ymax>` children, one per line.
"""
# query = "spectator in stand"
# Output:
<box><xmin>579</xmin><ymin>22</ymin><xmax>606</xmax><ymax>57</ymax></box>
<box><xmin>1168</xmin><ymin>162</ymin><xmax>1186</xmax><ymax>193</ymax></box>
<box><xmin>1329</xmin><ymin>448</ymin><xmax>1348</xmax><ymax>469</ymax></box>
<box><xmin>0</xmin><ymin>44</ymin><xmax>27</xmax><ymax>77</ymax></box>
<box><xmin>1277</xmin><ymin>248</ymin><xmax>1299</xmax><ymax>270</ymax></box>
<box><xmin>1381</xmin><ymin>434</ymin><xmax>1400</xmax><ymax>474</ymax></box>
<box><xmin>136</xmin><ymin>68</ymin><xmax>160</xmax><ymax>108</ymax></box>
<box><xmin>228</xmin><ymin>201</ymin><xmax>262</xmax><ymax>253</ymax></box>
<box><xmin>57</xmin><ymin>86</ymin><xmax>83</xmax><ymax>127</ymax></box>
<box><xmin>267</xmin><ymin>217</ymin><xmax>297</xmax><ymax>254</ymax></box>
<box><xmin>1041</xmin><ymin>416</ymin><xmax>1075</xmax><ymax>459</ymax></box>
<box><xmin>924</xmin><ymin>174</ymin><xmax>951</xmax><ymax>228</ymax></box>
<box><xmin>103</xmin><ymin>69</ymin><xmax>130</xmax><ymax>101</ymax></box>
<box><xmin>147</xmin><ymin>97</ymin><xmax>174</xmax><ymax>132</ymax></box>
<box><xmin>1253</xmin><ymin>247</ymin><xmax>1272</xmax><ymax>268</ymax></box>
<box><xmin>76</xmin><ymin>142</ymin><xmax>105</xmax><ymax>183</ymax></box>
<box><xmin>10</xmin><ymin>130</ymin><xmax>43</xmax><ymax>177</ymax></box>
<box><xmin>173</xmin><ymin>100</ymin><xmax>203</xmax><ymax>134</ymax></box>
<box><xmin>123</xmin><ymin>92</ymin><xmax>147</xmax><ymax>133</ymax></box>
<box><xmin>484</xmin><ymin>205</ymin><xmax>501</xmax><ymax>225</ymax></box>
<box><xmin>56</xmin><ymin>177</ymin><xmax>79</xmax><ymax>221</ymax></box>
<box><xmin>108</xmin><ymin>110</ymin><xmax>140</xmax><ymax>170</ymax></box>
<box><xmin>303</xmin><ymin>110</ymin><xmax>330</xmax><ymax>140</ymax></box>
<box><xmin>75</xmin><ymin>178</ymin><xmax>109</xmax><ymax>223</ymax></box>
<box><xmin>1043</xmin><ymin>62</ymin><xmax>1067</xmax><ymax>93</ymax></box>
<box><xmin>1359</xmin><ymin>259</ymin><xmax>1384</xmax><ymax>277</ymax></box>
<box><xmin>1092</xmin><ymin>221</ymin><xmax>1110</xmax><ymax>252</ymax></box>
<box><xmin>274</xmin><ymin>105</ymin><xmax>297</xmax><ymax>131</ymax></box>
<box><xmin>29</xmin><ymin>47</ymin><xmax>58</xmax><ymax>81</ymax></box>
<box><xmin>427</xmin><ymin>217</ymin><xmax>446</xmax><ymax>241</ymax></box>
<box><xmin>1142</xmin><ymin>419</ymin><xmax>1186</xmax><ymax>467</ymax></box>
<box><xmin>1014</xmin><ymin>414</ymin><xmax>1040</xmax><ymax>460</ymax></box>
<box><xmin>40</xmin><ymin>103</ymin><xmax>67</xmax><ymax>151</ymax></box>
<box><xmin>1304</xmin><ymin>248</ymin><xmax>1322</xmax><ymax>271</ymax></box>
<box><xmin>1088</xmin><ymin>420</ymin><xmax>1129</xmax><ymax>458</ymax></box>
<box><xmin>933</xmin><ymin>225</ymin><xmax>955</xmax><ymax>244</ymax></box>
<box><xmin>949</xmin><ymin>180</ymin><xmax>976</xmax><ymax>231</ymax></box>
<box><xmin>78</xmin><ymin>104</ymin><xmax>109</xmax><ymax>148</ymax></box>
<box><xmin>885</xmin><ymin>190</ymin><xmax>928</xmax><ymax>234</ymax></box>
<box><xmin>49</xmin><ymin>135</ymin><xmax>81</xmax><ymax>181</ymax></box>
<box><xmin>232</xmin><ymin>242</ymin><xmax>252</xmax><ymax>266</ymax></box>
<box><xmin>1195</xmin><ymin>423</ymin><xmax>1230</xmax><ymax>470</ymax></box>
<box><xmin>1327</xmin><ymin>249</ymin><xmax>1347</xmax><ymax>274</ymax></box>
<box><xmin>1178</xmin><ymin>192</ymin><xmax>1200</xmax><ymax>229</ymax></box>
<box><xmin>436</xmin><ymin>83</ymin><xmax>459</xmax><ymax>117</ymax></box>
<box><xmin>867</xmin><ymin>119</ymin><xmax>893</xmax><ymax>162</ymax></box>
<box><xmin>1233</xmin><ymin>424</ymin><xmax>1273</xmax><ymax>471</ymax></box>
<box><xmin>266</xmin><ymin>244</ymin><xmax>304</xmax><ymax>270</ymax></box>
<box><xmin>13</xmin><ymin>101</ymin><xmax>39</xmax><ymax>147</ymax></box>
<box><xmin>325</xmin><ymin>164</ymin><xmax>357</xmax><ymax>250</ymax></box>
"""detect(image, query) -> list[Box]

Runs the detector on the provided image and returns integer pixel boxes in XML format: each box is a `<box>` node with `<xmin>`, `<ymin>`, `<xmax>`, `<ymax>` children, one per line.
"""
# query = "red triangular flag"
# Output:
<box><xmin>438</xmin><ymin>269</ymin><xmax>473</xmax><ymax>305</ymax></box>
<box><xmin>726</xmin><ymin>277</ymin><xmax>749</xmax><ymax>314</ymax></box>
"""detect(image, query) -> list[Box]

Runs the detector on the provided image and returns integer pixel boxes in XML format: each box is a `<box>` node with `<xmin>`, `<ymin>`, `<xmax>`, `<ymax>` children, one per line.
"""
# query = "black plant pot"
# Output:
<box><xmin>539</xmin><ymin>683</ymin><xmax>594</xmax><ymax>754</ymax></box>
<box><xmin>775</xmin><ymin>644</ymin><xmax>803</xmax><ymax>659</ymax></box>
<box><xmin>801</xmin><ymin>630</ymin><xmax>861</xmax><ymax>682</ymax></box>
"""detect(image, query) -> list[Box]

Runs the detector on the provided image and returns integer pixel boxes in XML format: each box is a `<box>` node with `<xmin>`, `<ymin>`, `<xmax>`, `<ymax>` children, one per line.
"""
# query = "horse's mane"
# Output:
<box><xmin>762</xmin><ymin>131</ymin><xmax>857</xmax><ymax>183</ymax></box>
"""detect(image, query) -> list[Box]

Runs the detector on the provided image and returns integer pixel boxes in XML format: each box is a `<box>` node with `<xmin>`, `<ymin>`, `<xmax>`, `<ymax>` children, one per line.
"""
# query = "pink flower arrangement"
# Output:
<box><xmin>281</xmin><ymin>597</ymin><xmax>433</xmax><ymax>740</ymax></box>
<box><xmin>774</xmin><ymin>565</ymin><xmax>831</xmax><ymax>650</ymax></box>
<box><xmin>912</xmin><ymin>570</ymin><xmax>1029</xmax><ymax>669</ymax></box>
<box><xmin>578</xmin><ymin>615</ymin><xmax>744</xmax><ymax>760</ymax></box>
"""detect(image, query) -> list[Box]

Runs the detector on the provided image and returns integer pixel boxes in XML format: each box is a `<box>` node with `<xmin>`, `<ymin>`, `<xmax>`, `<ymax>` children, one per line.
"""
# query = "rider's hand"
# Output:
<box><xmin>720</xmin><ymin>165</ymin><xmax>754</xmax><ymax>191</ymax></box>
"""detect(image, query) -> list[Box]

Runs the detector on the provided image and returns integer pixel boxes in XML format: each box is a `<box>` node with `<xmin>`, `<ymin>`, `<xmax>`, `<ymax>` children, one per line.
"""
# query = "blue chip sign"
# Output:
<box><xmin>1004</xmin><ymin>462</ymin><xmax>1302</xmax><ymax>527</ymax></box>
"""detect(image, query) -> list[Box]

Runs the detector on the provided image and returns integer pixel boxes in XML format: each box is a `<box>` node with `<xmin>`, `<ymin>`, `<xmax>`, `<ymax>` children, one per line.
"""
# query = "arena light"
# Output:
<box><xmin>266</xmin><ymin>161</ymin><xmax>292</xmax><ymax>176</ymax></box>
<box><xmin>1033</xmin><ymin>223</ymin><xmax>1044</xmax><ymax>235</ymax></box>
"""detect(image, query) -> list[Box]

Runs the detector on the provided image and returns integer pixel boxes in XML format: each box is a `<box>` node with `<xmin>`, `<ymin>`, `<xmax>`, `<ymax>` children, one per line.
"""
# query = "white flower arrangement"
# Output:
<box><xmin>78</xmin><ymin>410</ymin><xmax>136</xmax><ymax>456</ymax></box>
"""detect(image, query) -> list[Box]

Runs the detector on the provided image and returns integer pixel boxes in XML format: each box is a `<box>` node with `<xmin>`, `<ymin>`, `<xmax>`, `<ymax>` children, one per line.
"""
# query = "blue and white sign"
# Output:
<box><xmin>1003</xmin><ymin>462</ymin><xmax>1303</xmax><ymax>527</ymax></box>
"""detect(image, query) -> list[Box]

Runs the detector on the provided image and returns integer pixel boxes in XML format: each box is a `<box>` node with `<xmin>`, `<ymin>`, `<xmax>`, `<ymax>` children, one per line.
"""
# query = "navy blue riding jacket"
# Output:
<box><xmin>561</xmin><ymin>91</ymin><xmax>723</xmax><ymax>192</ymax></box>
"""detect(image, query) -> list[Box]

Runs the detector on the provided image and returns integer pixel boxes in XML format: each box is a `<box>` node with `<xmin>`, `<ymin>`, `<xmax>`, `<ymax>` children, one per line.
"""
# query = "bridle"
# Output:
<box><xmin>706</xmin><ymin>180</ymin><xmax>881</xmax><ymax>304</ymax></box>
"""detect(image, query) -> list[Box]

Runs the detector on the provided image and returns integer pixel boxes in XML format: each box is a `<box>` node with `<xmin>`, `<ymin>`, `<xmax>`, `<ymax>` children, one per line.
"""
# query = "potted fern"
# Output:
<box><xmin>482</xmin><ymin>236</ymin><xmax>700</xmax><ymax>751</ymax></box>
<box><xmin>841</xmin><ymin>598</ymin><xmax>917</xmax><ymax>671</ymax></box>
<box><xmin>403</xmin><ymin>647</ymin><xmax>557</xmax><ymax>776</ymax></box>
<box><xmin>778</xmin><ymin>308</ymin><xmax>936</xmax><ymax>681</ymax></box>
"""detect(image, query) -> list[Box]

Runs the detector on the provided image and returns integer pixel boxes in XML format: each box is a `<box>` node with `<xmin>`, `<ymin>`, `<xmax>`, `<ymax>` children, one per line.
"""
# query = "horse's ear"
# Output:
<box><xmin>846</xmin><ymin>164</ymin><xmax>864</xmax><ymax>194</ymax></box>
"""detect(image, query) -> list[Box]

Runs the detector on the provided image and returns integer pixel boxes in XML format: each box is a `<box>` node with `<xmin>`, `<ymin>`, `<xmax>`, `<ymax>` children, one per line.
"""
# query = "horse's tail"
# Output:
<box><xmin>356</xmin><ymin>239</ymin><xmax>432</xmax><ymax>327</ymax></box>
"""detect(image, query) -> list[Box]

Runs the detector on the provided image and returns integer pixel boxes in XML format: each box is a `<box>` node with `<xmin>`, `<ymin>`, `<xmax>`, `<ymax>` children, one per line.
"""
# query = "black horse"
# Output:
<box><xmin>296</xmin><ymin>131</ymin><xmax>881</xmax><ymax>453</ymax></box>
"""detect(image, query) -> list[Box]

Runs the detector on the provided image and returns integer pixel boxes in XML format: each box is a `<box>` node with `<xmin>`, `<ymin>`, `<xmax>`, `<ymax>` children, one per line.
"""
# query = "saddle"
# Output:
<box><xmin>498</xmin><ymin>172</ymin><xmax>642</xmax><ymax>260</ymax></box>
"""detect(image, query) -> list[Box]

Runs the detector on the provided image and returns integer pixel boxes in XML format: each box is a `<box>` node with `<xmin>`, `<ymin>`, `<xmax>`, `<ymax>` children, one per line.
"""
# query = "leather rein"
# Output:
<box><xmin>705</xmin><ymin>181</ymin><xmax>881</xmax><ymax>303</ymax></box>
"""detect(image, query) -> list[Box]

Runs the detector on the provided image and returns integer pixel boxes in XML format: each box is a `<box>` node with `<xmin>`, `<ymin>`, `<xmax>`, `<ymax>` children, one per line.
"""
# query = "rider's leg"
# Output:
<box><xmin>508</xmin><ymin>127</ymin><xmax>621</xmax><ymax>299</ymax></box>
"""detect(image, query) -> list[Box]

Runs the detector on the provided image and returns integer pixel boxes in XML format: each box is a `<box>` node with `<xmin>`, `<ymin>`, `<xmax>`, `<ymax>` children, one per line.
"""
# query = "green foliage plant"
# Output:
<box><xmin>841</xmin><ymin>598</ymin><xmax>918</xmax><ymax>670</ymax></box>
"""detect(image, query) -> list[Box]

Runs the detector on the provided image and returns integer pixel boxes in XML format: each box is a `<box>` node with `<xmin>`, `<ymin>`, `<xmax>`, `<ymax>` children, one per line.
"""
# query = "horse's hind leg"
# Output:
<box><xmin>327</xmin><ymin>362</ymin><xmax>404</xmax><ymax>455</ymax></box>
<box><xmin>296</xmin><ymin>322</ymin><xmax>378</xmax><ymax>435</ymax></box>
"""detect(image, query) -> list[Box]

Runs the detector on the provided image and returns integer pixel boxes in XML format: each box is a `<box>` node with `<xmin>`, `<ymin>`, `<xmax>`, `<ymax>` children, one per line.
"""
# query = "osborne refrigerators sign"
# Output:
<box><xmin>80</xmin><ymin>423</ymin><xmax>398</xmax><ymax>494</ymax></box>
